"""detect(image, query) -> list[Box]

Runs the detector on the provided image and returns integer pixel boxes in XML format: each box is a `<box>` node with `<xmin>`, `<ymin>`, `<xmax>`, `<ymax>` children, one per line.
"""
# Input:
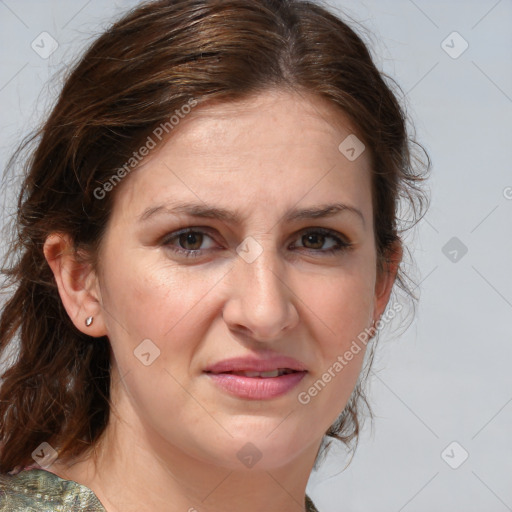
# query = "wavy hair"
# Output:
<box><xmin>0</xmin><ymin>0</ymin><xmax>430</xmax><ymax>474</ymax></box>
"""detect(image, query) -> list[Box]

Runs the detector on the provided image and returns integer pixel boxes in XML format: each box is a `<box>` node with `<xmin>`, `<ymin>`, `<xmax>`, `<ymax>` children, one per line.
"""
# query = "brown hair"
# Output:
<box><xmin>0</xmin><ymin>0</ymin><xmax>429</xmax><ymax>474</ymax></box>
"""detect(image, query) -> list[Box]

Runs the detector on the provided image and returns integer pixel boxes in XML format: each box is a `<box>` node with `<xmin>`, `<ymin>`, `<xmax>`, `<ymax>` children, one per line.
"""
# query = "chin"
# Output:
<box><xmin>221</xmin><ymin>432</ymin><xmax>311</xmax><ymax>471</ymax></box>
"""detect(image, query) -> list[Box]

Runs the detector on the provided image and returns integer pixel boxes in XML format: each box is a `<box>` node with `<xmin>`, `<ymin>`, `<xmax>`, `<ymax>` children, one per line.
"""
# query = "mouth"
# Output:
<box><xmin>203</xmin><ymin>368</ymin><xmax>307</xmax><ymax>400</ymax></box>
<box><xmin>206</xmin><ymin>368</ymin><xmax>299</xmax><ymax>378</ymax></box>
<box><xmin>203</xmin><ymin>354</ymin><xmax>307</xmax><ymax>374</ymax></box>
<box><xmin>202</xmin><ymin>354</ymin><xmax>308</xmax><ymax>399</ymax></box>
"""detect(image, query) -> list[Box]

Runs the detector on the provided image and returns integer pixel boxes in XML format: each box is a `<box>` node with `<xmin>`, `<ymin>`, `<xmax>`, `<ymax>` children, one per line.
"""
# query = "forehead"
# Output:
<box><xmin>112</xmin><ymin>89</ymin><xmax>373</xmax><ymax>223</ymax></box>
<box><xmin>171</xmin><ymin>89</ymin><xmax>367</xmax><ymax>158</ymax></box>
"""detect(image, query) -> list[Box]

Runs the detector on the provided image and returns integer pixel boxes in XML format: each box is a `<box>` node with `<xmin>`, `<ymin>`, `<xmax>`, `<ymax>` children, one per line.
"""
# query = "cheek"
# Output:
<box><xmin>298</xmin><ymin>269</ymin><xmax>374</xmax><ymax>344</ymax></box>
<box><xmin>99</xmin><ymin>254</ymin><xmax>224</xmax><ymax>365</ymax></box>
<box><xmin>293</xmin><ymin>269</ymin><xmax>374</xmax><ymax>416</ymax></box>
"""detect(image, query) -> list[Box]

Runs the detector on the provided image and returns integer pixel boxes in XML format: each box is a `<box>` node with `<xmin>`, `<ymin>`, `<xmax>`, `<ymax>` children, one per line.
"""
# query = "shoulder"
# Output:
<box><xmin>0</xmin><ymin>468</ymin><xmax>106</xmax><ymax>511</ymax></box>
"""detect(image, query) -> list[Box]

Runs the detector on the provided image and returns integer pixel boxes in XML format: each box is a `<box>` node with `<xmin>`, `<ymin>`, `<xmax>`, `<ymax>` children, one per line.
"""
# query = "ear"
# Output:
<box><xmin>43</xmin><ymin>232</ymin><xmax>107</xmax><ymax>337</ymax></box>
<box><xmin>372</xmin><ymin>240</ymin><xmax>403</xmax><ymax>323</ymax></box>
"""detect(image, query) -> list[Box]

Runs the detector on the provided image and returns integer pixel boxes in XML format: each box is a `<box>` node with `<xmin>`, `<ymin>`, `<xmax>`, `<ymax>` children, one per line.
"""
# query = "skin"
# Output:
<box><xmin>44</xmin><ymin>88</ymin><xmax>401</xmax><ymax>512</ymax></box>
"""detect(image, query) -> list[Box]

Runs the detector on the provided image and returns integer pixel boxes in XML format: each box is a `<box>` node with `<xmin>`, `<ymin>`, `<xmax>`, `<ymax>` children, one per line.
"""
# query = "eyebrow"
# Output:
<box><xmin>138</xmin><ymin>201</ymin><xmax>365</xmax><ymax>227</ymax></box>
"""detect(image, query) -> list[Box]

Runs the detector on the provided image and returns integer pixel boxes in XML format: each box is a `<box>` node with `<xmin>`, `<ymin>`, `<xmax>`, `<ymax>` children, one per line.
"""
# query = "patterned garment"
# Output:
<box><xmin>0</xmin><ymin>467</ymin><xmax>320</xmax><ymax>511</ymax></box>
<box><xmin>0</xmin><ymin>468</ymin><xmax>106</xmax><ymax>511</ymax></box>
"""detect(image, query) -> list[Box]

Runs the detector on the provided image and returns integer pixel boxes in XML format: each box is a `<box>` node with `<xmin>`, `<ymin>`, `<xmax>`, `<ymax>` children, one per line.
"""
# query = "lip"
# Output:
<box><xmin>203</xmin><ymin>354</ymin><xmax>308</xmax><ymax>400</ymax></box>
<box><xmin>205</xmin><ymin>371</ymin><xmax>307</xmax><ymax>400</ymax></box>
<box><xmin>203</xmin><ymin>355</ymin><xmax>307</xmax><ymax>374</ymax></box>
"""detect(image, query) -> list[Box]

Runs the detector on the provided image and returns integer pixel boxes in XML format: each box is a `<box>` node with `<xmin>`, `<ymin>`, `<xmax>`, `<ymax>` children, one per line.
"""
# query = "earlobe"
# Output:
<box><xmin>43</xmin><ymin>232</ymin><xmax>107</xmax><ymax>337</ymax></box>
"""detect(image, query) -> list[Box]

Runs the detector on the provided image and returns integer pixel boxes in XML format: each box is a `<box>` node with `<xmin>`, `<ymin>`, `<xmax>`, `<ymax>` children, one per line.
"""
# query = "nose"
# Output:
<box><xmin>222</xmin><ymin>240</ymin><xmax>300</xmax><ymax>343</ymax></box>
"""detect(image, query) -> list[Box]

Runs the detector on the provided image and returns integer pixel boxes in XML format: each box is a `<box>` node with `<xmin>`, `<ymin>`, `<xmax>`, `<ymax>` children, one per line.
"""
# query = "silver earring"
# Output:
<box><xmin>85</xmin><ymin>316</ymin><xmax>94</xmax><ymax>327</ymax></box>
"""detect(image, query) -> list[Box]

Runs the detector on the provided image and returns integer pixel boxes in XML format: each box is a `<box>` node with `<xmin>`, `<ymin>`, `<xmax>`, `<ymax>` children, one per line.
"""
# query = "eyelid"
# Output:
<box><xmin>291</xmin><ymin>227</ymin><xmax>351</xmax><ymax>248</ymax></box>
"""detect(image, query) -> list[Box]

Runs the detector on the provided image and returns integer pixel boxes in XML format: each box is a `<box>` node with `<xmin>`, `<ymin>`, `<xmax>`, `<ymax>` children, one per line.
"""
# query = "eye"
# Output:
<box><xmin>161</xmin><ymin>228</ymin><xmax>218</xmax><ymax>258</ymax></box>
<box><xmin>291</xmin><ymin>228</ymin><xmax>352</xmax><ymax>255</ymax></box>
<box><xmin>161</xmin><ymin>226</ymin><xmax>352</xmax><ymax>260</ymax></box>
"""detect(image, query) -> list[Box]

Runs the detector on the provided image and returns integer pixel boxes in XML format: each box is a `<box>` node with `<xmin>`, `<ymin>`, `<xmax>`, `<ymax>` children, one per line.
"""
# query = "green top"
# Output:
<box><xmin>0</xmin><ymin>468</ymin><xmax>320</xmax><ymax>511</ymax></box>
<box><xmin>0</xmin><ymin>468</ymin><xmax>106</xmax><ymax>511</ymax></box>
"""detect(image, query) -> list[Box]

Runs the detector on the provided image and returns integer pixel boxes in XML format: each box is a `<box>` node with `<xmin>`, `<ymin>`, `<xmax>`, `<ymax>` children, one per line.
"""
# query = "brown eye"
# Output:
<box><xmin>302</xmin><ymin>232</ymin><xmax>325</xmax><ymax>250</ymax></box>
<box><xmin>161</xmin><ymin>228</ymin><xmax>217</xmax><ymax>259</ymax></box>
<box><xmin>178</xmin><ymin>231</ymin><xmax>203</xmax><ymax>250</ymax></box>
<box><xmin>292</xmin><ymin>228</ymin><xmax>352</xmax><ymax>255</ymax></box>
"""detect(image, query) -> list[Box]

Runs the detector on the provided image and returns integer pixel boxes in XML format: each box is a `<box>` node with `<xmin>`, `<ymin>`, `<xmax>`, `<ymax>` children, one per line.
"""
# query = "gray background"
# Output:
<box><xmin>1</xmin><ymin>1</ymin><xmax>511</xmax><ymax>511</ymax></box>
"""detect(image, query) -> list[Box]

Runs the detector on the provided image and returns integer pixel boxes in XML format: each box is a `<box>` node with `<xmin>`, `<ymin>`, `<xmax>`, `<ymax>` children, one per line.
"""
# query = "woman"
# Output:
<box><xmin>0</xmin><ymin>0</ymin><xmax>429</xmax><ymax>510</ymax></box>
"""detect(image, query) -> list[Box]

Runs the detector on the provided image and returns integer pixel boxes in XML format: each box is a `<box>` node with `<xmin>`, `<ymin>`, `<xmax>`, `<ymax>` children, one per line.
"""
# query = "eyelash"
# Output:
<box><xmin>160</xmin><ymin>227</ymin><xmax>352</xmax><ymax>259</ymax></box>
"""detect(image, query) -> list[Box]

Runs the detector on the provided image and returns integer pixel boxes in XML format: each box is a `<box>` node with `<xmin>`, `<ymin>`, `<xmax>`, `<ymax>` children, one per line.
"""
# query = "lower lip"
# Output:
<box><xmin>205</xmin><ymin>371</ymin><xmax>307</xmax><ymax>400</ymax></box>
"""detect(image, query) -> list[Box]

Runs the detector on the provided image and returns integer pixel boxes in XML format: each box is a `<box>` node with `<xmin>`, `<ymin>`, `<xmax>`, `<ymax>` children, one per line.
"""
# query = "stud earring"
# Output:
<box><xmin>85</xmin><ymin>316</ymin><xmax>94</xmax><ymax>327</ymax></box>
<box><xmin>372</xmin><ymin>315</ymin><xmax>383</xmax><ymax>332</ymax></box>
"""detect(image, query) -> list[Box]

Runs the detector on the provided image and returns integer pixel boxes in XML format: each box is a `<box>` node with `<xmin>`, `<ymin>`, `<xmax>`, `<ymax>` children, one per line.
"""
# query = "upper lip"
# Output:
<box><xmin>204</xmin><ymin>354</ymin><xmax>307</xmax><ymax>374</ymax></box>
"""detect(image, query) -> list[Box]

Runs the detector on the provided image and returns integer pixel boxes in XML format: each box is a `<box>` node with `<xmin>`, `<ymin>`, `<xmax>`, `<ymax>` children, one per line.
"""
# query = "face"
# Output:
<box><xmin>92</xmin><ymin>89</ymin><xmax>390</xmax><ymax>471</ymax></box>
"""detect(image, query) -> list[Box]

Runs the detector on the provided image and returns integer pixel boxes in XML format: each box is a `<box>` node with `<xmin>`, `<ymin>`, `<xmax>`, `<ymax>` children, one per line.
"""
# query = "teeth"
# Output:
<box><xmin>230</xmin><ymin>369</ymin><xmax>295</xmax><ymax>378</ymax></box>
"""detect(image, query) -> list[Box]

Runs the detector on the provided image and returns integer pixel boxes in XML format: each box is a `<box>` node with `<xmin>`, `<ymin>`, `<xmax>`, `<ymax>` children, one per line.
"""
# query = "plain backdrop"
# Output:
<box><xmin>1</xmin><ymin>1</ymin><xmax>511</xmax><ymax>511</ymax></box>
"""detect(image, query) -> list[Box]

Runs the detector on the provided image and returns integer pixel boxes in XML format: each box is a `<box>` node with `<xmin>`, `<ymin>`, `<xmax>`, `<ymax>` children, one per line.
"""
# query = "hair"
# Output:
<box><xmin>0</xmin><ymin>0</ymin><xmax>429</xmax><ymax>476</ymax></box>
